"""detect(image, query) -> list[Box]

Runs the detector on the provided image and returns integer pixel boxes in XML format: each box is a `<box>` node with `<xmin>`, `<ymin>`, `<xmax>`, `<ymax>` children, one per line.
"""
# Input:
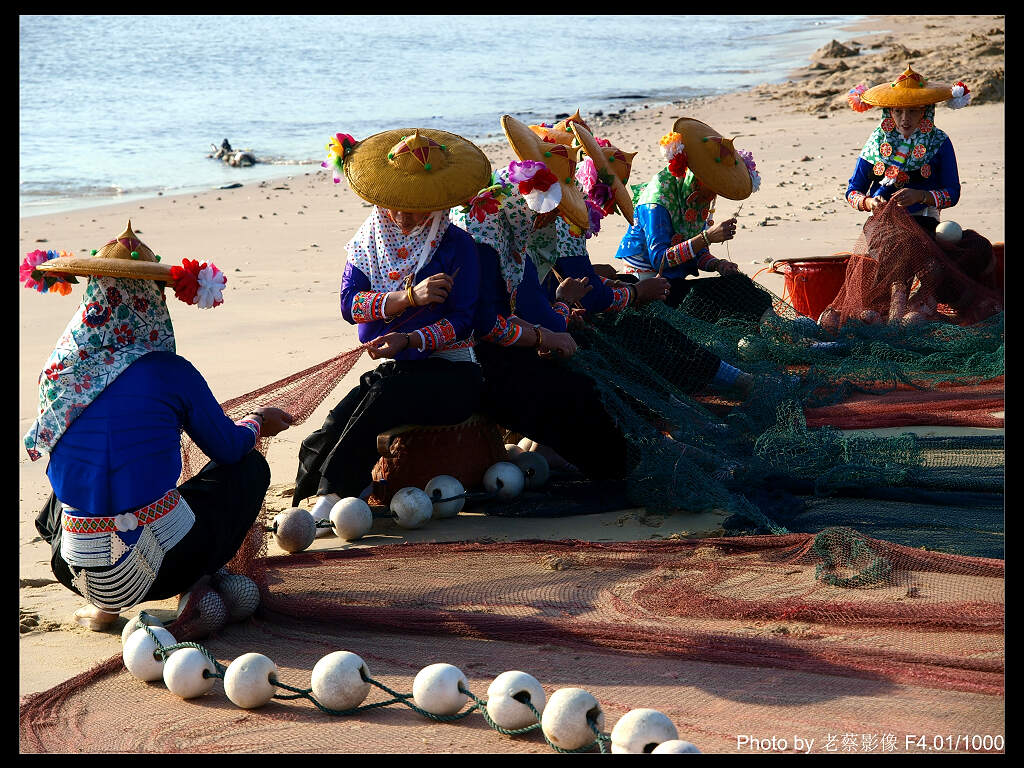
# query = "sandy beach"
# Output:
<box><xmin>19</xmin><ymin>13</ymin><xmax>1004</xmax><ymax>711</ymax></box>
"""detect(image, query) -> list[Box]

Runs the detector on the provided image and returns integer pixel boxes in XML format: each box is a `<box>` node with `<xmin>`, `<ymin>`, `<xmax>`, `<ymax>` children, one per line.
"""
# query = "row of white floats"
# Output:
<box><xmin>273</xmin><ymin>451</ymin><xmax>550</xmax><ymax>554</ymax></box>
<box><xmin>122</xmin><ymin>619</ymin><xmax>699</xmax><ymax>754</ymax></box>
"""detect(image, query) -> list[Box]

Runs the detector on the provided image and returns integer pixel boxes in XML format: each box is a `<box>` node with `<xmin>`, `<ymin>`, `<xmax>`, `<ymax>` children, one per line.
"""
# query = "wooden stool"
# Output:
<box><xmin>369</xmin><ymin>414</ymin><xmax>508</xmax><ymax>506</ymax></box>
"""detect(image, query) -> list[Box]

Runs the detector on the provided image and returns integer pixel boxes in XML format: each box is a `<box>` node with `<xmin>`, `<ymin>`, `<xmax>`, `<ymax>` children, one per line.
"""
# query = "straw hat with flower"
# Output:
<box><xmin>25</xmin><ymin>220</ymin><xmax>227</xmax><ymax>309</ymax></box>
<box><xmin>847</xmin><ymin>66</ymin><xmax>973</xmax><ymax>112</ymax></box>
<box><xmin>323</xmin><ymin>128</ymin><xmax>491</xmax><ymax>213</ymax></box>
<box><xmin>528</xmin><ymin>108</ymin><xmax>591</xmax><ymax>147</ymax></box>
<box><xmin>569</xmin><ymin>121</ymin><xmax>636</xmax><ymax>226</ymax></box>
<box><xmin>500</xmin><ymin>114</ymin><xmax>590</xmax><ymax>230</ymax></box>
<box><xmin>668</xmin><ymin>117</ymin><xmax>755</xmax><ymax>201</ymax></box>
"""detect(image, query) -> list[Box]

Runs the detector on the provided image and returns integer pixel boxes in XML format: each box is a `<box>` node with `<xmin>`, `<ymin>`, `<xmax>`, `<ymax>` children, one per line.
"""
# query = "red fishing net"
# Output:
<box><xmin>821</xmin><ymin>202</ymin><xmax>1002</xmax><ymax>330</ymax></box>
<box><xmin>20</xmin><ymin>532</ymin><xmax>1004</xmax><ymax>753</ymax></box>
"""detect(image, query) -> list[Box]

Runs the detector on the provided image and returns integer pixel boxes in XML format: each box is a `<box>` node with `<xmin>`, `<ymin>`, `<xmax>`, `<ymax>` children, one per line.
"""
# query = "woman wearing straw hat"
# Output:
<box><xmin>449</xmin><ymin>114</ymin><xmax>634</xmax><ymax>479</ymax></box>
<box><xmin>21</xmin><ymin>223</ymin><xmax>293</xmax><ymax>630</ymax></box>
<box><xmin>614</xmin><ymin>117</ymin><xmax>774</xmax><ymax>327</ymax></box>
<box><xmin>844</xmin><ymin>66</ymin><xmax>970</xmax><ymax>233</ymax></box>
<box><xmin>293</xmin><ymin>129</ymin><xmax>492</xmax><ymax>513</ymax></box>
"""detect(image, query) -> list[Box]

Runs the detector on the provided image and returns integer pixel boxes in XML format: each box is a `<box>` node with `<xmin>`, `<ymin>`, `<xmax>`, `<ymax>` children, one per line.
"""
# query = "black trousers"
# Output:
<box><xmin>36</xmin><ymin>450</ymin><xmax>271</xmax><ymax>605</ymax></box>
<box><xmin>293</xmin><ymin>358</ymin><xmax>482</xmax><ymax>505</ymax></box>
<box><xmin>665</xmin><ymin>272</ymin><xmax>774</xmax><ymax>325</ymax></box>
<box><xmin>475</xmin><ymin>344</ymin><xmax>630</xmax><ymax>480</ymax></box>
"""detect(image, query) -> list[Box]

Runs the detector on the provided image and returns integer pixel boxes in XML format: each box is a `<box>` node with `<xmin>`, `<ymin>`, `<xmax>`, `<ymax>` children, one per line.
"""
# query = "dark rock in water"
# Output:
<box><xmin>611</xmin><ymin>94</ymin><xmax>648</xmax><ymax>99</ymax></box>
<box><xmin>593</xmin><ymin>110</ymin><xmax>603</xmax><ymax>117</ymax></box>
<box><xmin>814</xmin><ymin>39</ymin><xmax>859</xmax><ymax>58</ymax></box>
<box><xmin>554</xmin><ymin>112</ymin><xmax>569</xmax><ymax>119</ymax></box>
<box><xmin>219</xmin><ymin>183</ymin><xmax>243</xmax><ymax>189</ymax></box>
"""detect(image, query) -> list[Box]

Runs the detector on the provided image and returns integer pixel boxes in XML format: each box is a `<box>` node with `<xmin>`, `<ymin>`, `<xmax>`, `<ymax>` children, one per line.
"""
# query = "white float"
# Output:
<box><xmin>652</xmin><ymin>740</ymin><xmax>702</xmax><ymax>753</ymax></box>
<box><xmin>329</xmin><ymin>497</ymin><xmax>374</xmax><ymax>541</ymax></box>
<box><xmin>482</xmin><ymin>462</ymin><xmax>525</xmax><ymax>499</ymax></box>
<box><xmin>513</xmin><ymin>451</ymin><xmax>549</xmax><ymax>490</ymax></box>
<box><xmin>486</xmin><ymin>670</ymin><xmax>546</xmax><ymax>730</ymax></box>
<box><xmin>120</xmin><ymin>612</ymin><xmax>163</xmax><ymax>647</ymax></box>
<box><xmin>610</xmin><ymin>708</ymin><xmax>679</xmax><ymax>754</ymax></box>
<box><xmin>541</xmin><ymin>687</ymin><xmax>605</xmax><ymax>751</ymax></box>
<box><xmin>390</xmin><ymin>487</ymin><xmax>433</xmax><ymax>529</ymax></box>
<box><xmin>424</xmin><ymin>475</ymin><xmax>465</xmax><ymax>518</ymax></box>
<box><xmin>123</xmin><ymin>626</ymin><xmax>177</xmax><ymax>682</ymax></box>
<box><xmin>215</xmin><ymin>573</ymin><xmax>260</xmax><ymax>621</ymax></box>
<box><xmin>273</xmin><ymin>508</ymin><xmax>316</xmax><ymax>553</ymax></box>
<box><xmin>311</xmin><ymin>493</ymin><xmax>342</xmax><ymax>538</ymax></box>
<box><xmin>224</xmin><ymin>652</ymin><xmax>279</xmax><ymax>709</ymax></box>
<box><xmin>162</xmin><ymin>646</ymin><xmax>217</xmax><ymax>699</ymax></box>
<box><xmin>310</xmin><ymin>651</ymin><xmax>372</xmax><ymax>711</ymax></box>
<box><xmin>935</xmin><ymin>220</ymin><xmax>963</xmax><ymax>243</ymax></box>
<box><xmin>505</xmin><ymin>443</ymin><xmax>524</xmax><ymax>458</ymax></box>
<box><xmin>411</xmin><ymin>663</ymin><xmax>469</xmax><ymax>716</ymax></box>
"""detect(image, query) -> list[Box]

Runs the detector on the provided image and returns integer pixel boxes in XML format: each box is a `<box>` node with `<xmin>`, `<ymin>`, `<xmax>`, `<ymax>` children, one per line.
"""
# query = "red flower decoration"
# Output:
<box><xmin>73</xmin><ymin>374</ymin><xmax>92</xmax><ymax>394</ymax></box>
<box><xmin>113</xmin><ymin>324</ymin><xmax>135</xmax><ymax>345</ymax></box>
<box><xmin>920</xmin><ymin>164</ymin><xmax>932</xmax><ymax>179</ymax></box>
<box><xmin>103</xmin><ymin>352</ymin><xmax>115</xmax><ymax>365</ymax></box>
<box><xmin>880</xmin><ymin>142</ymin><xmax>893</xmax><ymax>158</ymax></box>
<box><xmin>880</xmin><ymin>117</ymin><xmax>896</xmax><ymax>133</ymax></box>
<box><xmin>885</xmin><ymin>165</ymin><xmax>899</xmax><ymax>179</ymax></box>
<box><xmin>387</xmin><ymin>271</ymin><xmax>401</xmax><ymax>281</ymax></box>
<box><xmin>150</xmin><ymin>329</ymin><xmax>159</xmax><ymax>342</ymax></box>
<box><xmin>701</xmin><ymin>209</ymin><xmax>711</xmax><ymax>221</ymax></box>
<box><xmin>169</xmin><ymin>259</ymin><xmax>205</xmax><ymax>306</ymax></box>
<box><xmin>105</xmin><ymin>286</ymin><xmax>122</xmax><ymax>307</ymax></box>
<box><xmin>684</xmin><ymin>208</ymin><xmax>698</xmax><ymax>223</ymax></box>
<box><xmin>517</xmin><ymin>167</ymin><xmax>558</xmax><ymax>195</ymax></box>
<box><xmin>873</xmin><ymin>161</ymin><xmax>885</xmax><ymax>177</ymax></box>
<box><xmin>667</xmin><ymin>153</ymin><xmax>689</xmax><ymax>179</ymax></box>
<box><xmin>133</xmin><ymin>295</ymin><xmax>149</xmax><ymax>311</ymax></box>
<box><xmin>44</xmin><ymin>363</ymin><xmax>65</xmax><ymax>381</ymax></box>
<box><xmin>396</xmin><ymin>246</ymin><xmax>409</xmax><ymax>260</ymax></box>
<box><xmin>919</xmin><ymin>118</ymin><xmax>933</xmax><ymax>133</ymax></box>
<box><xmin>468</xmin><ymin>192</ymin><xmax>499</xmax><ymax>223</ymax></box>
<box><xmin>78</xmin><ymin>349</ymin><xmax>89</xmax><ymax>360</ymax></box>
<box><xmin>912</xmin><ymin>144</ymin><xmax>927</xmax><ymax>159</ymax></box>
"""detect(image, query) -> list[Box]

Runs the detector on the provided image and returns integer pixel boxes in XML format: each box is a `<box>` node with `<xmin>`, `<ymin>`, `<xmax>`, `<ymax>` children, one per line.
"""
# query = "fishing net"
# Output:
<box><xmin>821</xmin><ymin>202</ymin><xmax>1002</xmax><ymax>330</ymax></box>
<box><xmin>20</xmin><ymin>532</ymin><xmax>1004</xmax><ymax>754</ymax></box>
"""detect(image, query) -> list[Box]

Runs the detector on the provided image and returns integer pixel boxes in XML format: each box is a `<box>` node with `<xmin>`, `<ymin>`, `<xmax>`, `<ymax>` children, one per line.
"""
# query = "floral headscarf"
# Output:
<box><xmin>345</xmin><ymin>206</ymin><xmax>451</xmax><ymax>293</ymax></box>
<box><xmin>858</xmin><ymin>105</ymin><xmax>949</xmax><ymax>181</ymax></box>
<box><xmin>451</xmin><ymin>167</ymin><xmax>586</xmax><ymax>292</ymax></box>
<box><xmin>24</xmin><ymin>276</ymin><xmax>175</xmax><ymax>460</ymax></box>
<box><xmin>632</xmin><ymin>167</ymin><xmax>714</xmax><ymax>241</ymax></box>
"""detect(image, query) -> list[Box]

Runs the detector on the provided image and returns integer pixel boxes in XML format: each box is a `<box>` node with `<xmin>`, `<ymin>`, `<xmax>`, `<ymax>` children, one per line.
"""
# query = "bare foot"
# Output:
<box><xmin>74</xmin><ymin>604</ymin><xmax>119</xmax><ymax>631</ymax></box>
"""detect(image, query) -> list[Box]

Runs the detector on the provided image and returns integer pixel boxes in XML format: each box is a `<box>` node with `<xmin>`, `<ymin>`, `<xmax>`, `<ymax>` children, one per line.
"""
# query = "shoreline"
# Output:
<box><xmin>18</xmin><ymin>13</ymin><xmax>1004</xmax><ymax>705</ymax></box>
<box><xmin>20</xmin><ymin>15</ymin><xmax>872</xmax><ymax>220</ymax></box>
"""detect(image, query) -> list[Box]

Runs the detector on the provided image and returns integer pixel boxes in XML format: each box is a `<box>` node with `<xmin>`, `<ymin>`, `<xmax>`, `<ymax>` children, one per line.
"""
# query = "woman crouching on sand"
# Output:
<box><xmin>614</xmin><ymin>117</ymin><xmax>774</xmax><ymax>327</ymax></box>
<box><xmin>293</xmin><ymin>129</ymin><xmax>492</xmax><ymax>518</ymax></box>
<box><xmin>22</xmin><ymin>223</ymin><xmax>293</xmax><ymax>630</ymax></box>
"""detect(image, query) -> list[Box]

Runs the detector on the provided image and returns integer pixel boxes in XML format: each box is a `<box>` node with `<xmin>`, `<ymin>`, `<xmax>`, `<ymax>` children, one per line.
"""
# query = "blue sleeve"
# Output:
<box><xmin>512</xmin><ymin>257</ymin><xmax>568</xmax><ymax>331</ymax></box>
<box><xmin>176</xmin><ymin>358</ymin><xmax>258</xmax><ymax>464</ymax></box>
<box><xmin>641</xmin><ymin>204</ymin><xmax>698</xmax><ymax>278</ymax></box>
<box><xmin>473</xmin><ymin>243</ymin><xmax>506</xmax><ymax>340</ymax></box>
<box><xmin>437</xmin><ymin>228</ymin><xmax>480</xmax><ymax>341</ymax></box>
<box><xmin>846</xmin><ymin>157</ymin><xmax>875</xmax><ymax>200</ymax></box>
<box><xmin>934</xmin><ymin>138</ymin><xmax>961</xmax><ymax>207</ymax></box>
<box><xmin>556</xmin><ymin>253</ymin><xmax>615</xmax><ymax>313</ymax></box>
<box><xmin>339</xmin><ymin>261</ymin><xmax>371</xmax><ymax>324</ymax></box>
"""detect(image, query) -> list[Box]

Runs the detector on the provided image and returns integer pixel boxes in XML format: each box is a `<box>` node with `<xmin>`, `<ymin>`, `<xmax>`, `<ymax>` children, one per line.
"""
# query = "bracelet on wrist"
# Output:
<box><xmin>533</xmin><ymin>325</ymin><xmax>544</xmax><ymax>349</ymax></box>
<box><xmin>700</xmin><ymin>230</ymin><xmax>711</xmax><ymax>250</ymax></box>
<box><xmin>406</xmin><ymin>284</ymin><xmax>418</xmax><ymax>307</ymax></box>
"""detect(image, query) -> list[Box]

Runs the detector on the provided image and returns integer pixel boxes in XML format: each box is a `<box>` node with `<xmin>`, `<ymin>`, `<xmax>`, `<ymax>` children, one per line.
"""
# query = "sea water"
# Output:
<box><xmin>19</xmin><ymin>14</ymin><xmax>862</xmax><ymax>215</ymax></box>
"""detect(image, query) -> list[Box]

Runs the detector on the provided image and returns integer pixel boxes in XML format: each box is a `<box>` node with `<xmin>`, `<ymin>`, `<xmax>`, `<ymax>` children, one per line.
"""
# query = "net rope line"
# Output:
<box><xmin>139</xmin><ymin>622</ymin><xmax>613</xmax><ymax>754</ymax></box>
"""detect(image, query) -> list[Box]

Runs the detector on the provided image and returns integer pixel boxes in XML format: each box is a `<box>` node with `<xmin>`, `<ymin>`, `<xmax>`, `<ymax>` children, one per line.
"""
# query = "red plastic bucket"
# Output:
<box><xmin>772</xmin><ymin>256</ymin><xmax>851</xmax><ymax>319</ymax></box>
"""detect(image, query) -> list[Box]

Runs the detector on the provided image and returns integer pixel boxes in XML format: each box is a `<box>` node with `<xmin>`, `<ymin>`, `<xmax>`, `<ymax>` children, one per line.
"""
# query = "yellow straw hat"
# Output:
<box><xmin>860</xmin><ymin>66</ymin><xmax>958</xmax><ymax>109</ymax></box>
<box><xmin>35</xmin><ymin>221</ymin><xmax>173</xmax><ymax>281</ymax></box>
<box><xmin>344</xmin><ymin>128</ymin><xmax>492</xmax><ymax>212</ymax></box>
<box><xmin>671</xmin><ymin>117</ymin><xmax>753</xmax><ymax>201</ymax></box>
<box><xmin>528</xmin><ymin>108</ymin><xmax>591</xmax><ymax>146</ymax></box>
<box><xmin>501</xmin><ymin>114</ymin><xmax>590</xmax><ymax>230</ymax></box>
<box><xmin>569</xmin><ymin>121</ymin><xmax>636</xmax><ymax>225</ymax></box>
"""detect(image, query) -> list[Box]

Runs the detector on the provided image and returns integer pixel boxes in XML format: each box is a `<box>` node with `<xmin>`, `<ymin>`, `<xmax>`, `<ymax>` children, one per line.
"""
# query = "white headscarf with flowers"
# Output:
<box><xmin>345</xmin><ymin>206</ymin><xmax>451</xmax><ymax>293</ymax></box>
<box><xmin>23</xmin><ymin>275</ymin><xmax>176</xmax><ymax>460</ymax></box>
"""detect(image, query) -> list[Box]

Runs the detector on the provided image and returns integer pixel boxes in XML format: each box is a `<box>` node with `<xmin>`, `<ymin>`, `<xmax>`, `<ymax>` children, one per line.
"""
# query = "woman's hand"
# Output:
<box><xmin>556</xmin><ymin>276</ymin><xmax>592</xmax><ymax>303</ymax></box>
<box><xmin>863</xmin><ymin>196</ymin><xmax>883</xmax><ymax>212</ymax></box>
<box><xmin>715</xmin><ymin>260</ymin><xmax>740</xmax><ymax>275</ymax></box>
<box><xmin>538</xmin><ymin>330</ymin><xmax>577</xmax><ymax>359</ymax></box>
<box><xmin>411</xmin><ymin>273</ymin><xmax>453</xmax><ymax>306</ymax></box>
<box><xmin>889</xmin><ymin>188</ymin><xmax>930</xmax><ymax>208</ymax></box>
<box><xmin>635</xmin><ymin>276</ymin><xmax>671</xmax><ymax>303</ymax></box>
<box><xmin>568</xmin><ymin>307</ymin><xmax>588</xmax><ymax>329</ymax></box>
<box><xmin>366</xmin><ymin>332</ymin><xmax>411</xmax><ymax>360</ymax></box>
<box><xmin>251</xmin><ymin>407</ymin><xmax>294</xmax><ymax>437</ymax></box>
<box><xmin>705</xmin><ymin>217</ymin><xmax>738</xmax><ymax>244</ymax></box>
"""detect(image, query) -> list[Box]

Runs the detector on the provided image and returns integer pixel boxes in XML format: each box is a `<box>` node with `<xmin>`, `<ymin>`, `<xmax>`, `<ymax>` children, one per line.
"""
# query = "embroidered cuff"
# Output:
<box><xmin>552</xmin><ymin>302</ymin><xmax>571</xmax><ymax>320</ymax></box>
<box><xmin>599</xmin><ymin>277</ymin><xmax>631</xmax><ymax>312</ymax></box>
<box><xmin>417</xmin><ymin>319</ymin><xmax>457</xmax><ymax>351</ymax></box>
<box><xmin>931</xmin><ymin>189</ymin><xmax>953</xmax><ymax>209</ymax></box>
<box><xmin>351</xmin><ymin>291</ymin><xmax>389</xmax><ymax>323</ymax></box>
<box><xmin>695</xmin><ymin>245</ymin><xmax>717</xmax><ymax>271</ymax></box>
<box><xmin>662</xmin><ymin>240</ymin><xmax>693</xmax><ymax>269</ymax></box>
<box><xmin>236</xmin><ymin>417</ymin><xmax>262</xmax><ymax>443</ymax></box>
<box><xmin>483</xmin><ymin>315</ymin><xmax>524</xmax><ymax>347</ymax></box>
<box><xmin>848</xmin><ymin>191</ymin><xmax>867</xmax><ymax>211</ymax></box>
